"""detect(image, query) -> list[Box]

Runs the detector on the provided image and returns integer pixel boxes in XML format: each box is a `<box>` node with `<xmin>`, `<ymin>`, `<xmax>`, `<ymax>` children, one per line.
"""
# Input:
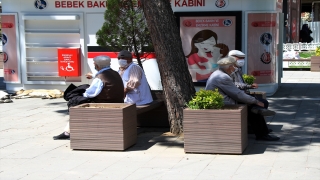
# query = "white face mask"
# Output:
<box><xmin>236</xmin><ymin>59</ymin><xmax>245</xmax><ymax>67</ymax></box>
<box><xmin>118</xmin><ymin>59</ymin><xmax>128</xmax><ymax>67</ymax></box>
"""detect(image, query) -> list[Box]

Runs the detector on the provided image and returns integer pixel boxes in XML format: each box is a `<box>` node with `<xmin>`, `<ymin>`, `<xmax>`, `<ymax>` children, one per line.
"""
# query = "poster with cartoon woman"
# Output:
<box><xmin>179</xmin><ymin>16</ymin><xmax>236</xmax><ymax>82</ymax></box>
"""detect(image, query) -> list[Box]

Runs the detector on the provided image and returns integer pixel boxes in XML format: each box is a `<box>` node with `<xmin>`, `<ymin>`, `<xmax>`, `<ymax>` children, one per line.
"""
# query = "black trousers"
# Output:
<box><xmin>244</xmin><ymin>95</ymin><xmax>270</xmax><ymax>138</ymax></box>
<box><xmin>247</xmin><ymin>105</ymin><xmax>269</xmax><ymax>138</ymax></box>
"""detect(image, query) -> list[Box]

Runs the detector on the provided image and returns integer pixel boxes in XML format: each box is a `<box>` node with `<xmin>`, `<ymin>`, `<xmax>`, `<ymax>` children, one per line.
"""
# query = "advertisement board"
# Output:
<box><xmin>58</xmin><ymin>48</ymin><xmax>81</xmax><ymax>76</ymax></box>
<box><xmin>247</xmin><ymin>12</ymin><xmax>278</xmax><ymax>84</ymax></box>
<box><xmin>175</xmin><ymin>12</ymin><xmax>242</xmax><ymax>85</ymax></box>
<box><xmin>1</xmin><ymin>13</ymin><xmax>21</xmax><ymax>83</ymax></box>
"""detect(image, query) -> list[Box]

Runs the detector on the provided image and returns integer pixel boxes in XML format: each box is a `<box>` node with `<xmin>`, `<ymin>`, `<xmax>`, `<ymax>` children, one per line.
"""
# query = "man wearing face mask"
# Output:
<box><xmin>228</xmin><ymin>50</ymin><xmax>258</xmax><ymax>94</ymax></box>
<box><xmin>117</xmin><ymin>50</ymin><xmax>153</xmax><ymax>105</ymax></box>
<box><xmin>53</xmin><ymin>56</ymin><xmax>124</xmax><ymax>140</ymax></box>
<box><xmin>205</xmin><ymin>56</ymin><xmax>279</xmax><ymax>141</ymax></box>
<box><xmin>228</xmin><ymin>50</ymin><xmax>273</xmax><ymax>134</ymax></box>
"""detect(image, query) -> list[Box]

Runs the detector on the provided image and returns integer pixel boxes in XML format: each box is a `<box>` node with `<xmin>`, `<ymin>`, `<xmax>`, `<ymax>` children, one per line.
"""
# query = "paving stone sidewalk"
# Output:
<box><xmin>0</xmin><ymin>70</ymin><xmax>320</xmax><ymax>180</ymax></box>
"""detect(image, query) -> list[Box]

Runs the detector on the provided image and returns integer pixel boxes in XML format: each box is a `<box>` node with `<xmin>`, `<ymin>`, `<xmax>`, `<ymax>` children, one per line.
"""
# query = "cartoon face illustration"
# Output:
<box><xmin>186</xmin><ymin>30</ymin><xmax>218</xmax><ymax>58</ymax></box>
<box><xmin>194</xmin><ymin>37</ymin><xmax>217</xmax><ymax>53</ymax></box>
<box><xmin>185</xmin><ymin>30</ymin><xmax>229</xmax><ymax>82</ymax></box>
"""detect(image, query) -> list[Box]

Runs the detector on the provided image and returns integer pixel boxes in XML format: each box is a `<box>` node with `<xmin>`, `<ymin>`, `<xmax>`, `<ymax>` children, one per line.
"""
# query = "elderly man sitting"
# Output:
<box><xmin>117</xmin><ymin>50</ymin><xmax>153</xmax><ymax>105</ymax></box>
<box><xmin>53</xmin><ymin>55</ymin><xmax>124</xmax><ymax>140</ymax></box>
<box><xmin>205</xmin><ymin>56</ymin><xmax>279</xmax><ymax>141</ymax></box>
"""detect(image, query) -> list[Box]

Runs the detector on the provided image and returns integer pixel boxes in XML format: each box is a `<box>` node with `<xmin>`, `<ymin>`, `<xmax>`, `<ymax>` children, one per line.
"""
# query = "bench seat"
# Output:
<box><xmin>136</xmin><ymin>100</ymin><xmax>164</xmax><ymax>115</ymax></box>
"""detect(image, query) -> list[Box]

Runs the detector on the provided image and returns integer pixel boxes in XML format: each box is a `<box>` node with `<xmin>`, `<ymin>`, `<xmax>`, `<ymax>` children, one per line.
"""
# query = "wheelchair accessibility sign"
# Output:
<box><xmin>58</xmin><ymin>48</ymin><xmax>81</xmax><ymax>76</ymax></box>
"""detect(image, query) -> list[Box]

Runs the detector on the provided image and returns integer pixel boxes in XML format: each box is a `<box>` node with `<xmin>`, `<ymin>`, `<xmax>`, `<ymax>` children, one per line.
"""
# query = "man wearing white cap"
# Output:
<box><xmin>117</xmin><ymin>50</ymin><xmax>153</xmax><ymax>105</ymax></box>
<box><xmin>229</xmin><ymin>50</ymin><xmax>272</xmax><ymax>134</ymax></box>
<box><xmin>228</xmin><ymin>50</ymin><xmax>258</xmax><ymax>93</ymax></box>
<box><xmin>53</xmin><ymin>55</ymin><xmax>124</xmax><ymax>140</ymax></box>
<box><xmin>205</xmin><ymin>56</ymin><xmax>279</xmax><ymax>141</ymax></box>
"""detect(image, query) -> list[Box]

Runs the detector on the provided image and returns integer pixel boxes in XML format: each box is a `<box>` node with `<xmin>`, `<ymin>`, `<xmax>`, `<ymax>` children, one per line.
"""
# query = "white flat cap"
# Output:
<box><xmin>228</xmin><ymin>50</ymin><xmax>246</xmax><ymax>57</ymax></box>
<box><xmin>217</xmin><ymin>56</ymin><xmax>236</xmax><ymax>65</ymax></box>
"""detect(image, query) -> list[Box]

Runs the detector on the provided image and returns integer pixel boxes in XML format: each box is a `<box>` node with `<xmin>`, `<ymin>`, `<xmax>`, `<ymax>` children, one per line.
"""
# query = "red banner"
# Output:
<box><xmin>1</xmin><ymin>23</ymin><xmax>14</xmax><ymax>28</ymax></box>
<box><xmin>251</xmin><ymin>21</ymin><xmax>276</xmax><ymax>27</ymax></box>
<box><xmin>183</xmin><ymin>19</ymin><xmax>232</xmax><ymax>28</ymax></box>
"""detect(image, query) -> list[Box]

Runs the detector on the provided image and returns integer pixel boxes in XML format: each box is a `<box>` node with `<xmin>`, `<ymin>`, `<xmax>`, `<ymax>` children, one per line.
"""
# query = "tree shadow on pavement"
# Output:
<box><xmin>127</xmin><ymin>128</ymin><xmax>184</xmax><ymax>152</ymax></box>
<box><xmin>241</xmin><ymin>83</ymin><xmax>320</xmax><ymax>155</ymax></box>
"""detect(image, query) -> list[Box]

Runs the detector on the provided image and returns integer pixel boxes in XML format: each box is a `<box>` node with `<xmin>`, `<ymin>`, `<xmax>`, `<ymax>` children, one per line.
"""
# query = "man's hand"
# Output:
<box><xmin>85</xmin><ymin>73</ymin><xmax>93</xmax><ymax>79</ymax></box>
<box><xmin>256</xmin><ymin>101</ymin><xmax>265</xmax><ymax>108</ymax></box>
<box><xmin>251</xmin><ymin>83</ymin><xmax>258</xmax><ymax>89</ymax></box>
<box><xmin>124</xmin><ymin>87</ymin><xmax>130</xmax><ymax>98</ymax></box>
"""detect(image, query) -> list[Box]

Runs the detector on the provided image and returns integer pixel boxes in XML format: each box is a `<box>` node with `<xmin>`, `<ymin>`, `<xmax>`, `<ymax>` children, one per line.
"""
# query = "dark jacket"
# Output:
<box><xmin>300</xmin><ymin>24</ymin><xmax>313</xmax><ymax>43</ymax></box>
<box><xmin>64</xmin><ymin>69</ymin><xmax>124</xmax><ymax>109</ymax></box>
<box><xmin>93</xmin><ymin>69</ymin><xmax>124</xmax><ymax>103</ymax></box>
<box><xmin>65</xmin><ymin>84</ymin><xmax>91</xmax><ymax>108</ymax></box>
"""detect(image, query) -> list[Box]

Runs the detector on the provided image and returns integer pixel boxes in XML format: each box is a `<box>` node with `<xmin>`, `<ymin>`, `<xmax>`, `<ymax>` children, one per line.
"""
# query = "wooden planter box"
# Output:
<box><xmin>311</xmin><ymin>56</ymin><xmax>320</xmax><ymax>72</ymax></box>
<box><xmin>183</xmin><ymin>105</ymin><xmax>247</xmax><ymax>154</ymax></box>
<box><xmin>69</xmin><ymin>103</ymin><xmax>137</xmax><ymax>151</ymax></box>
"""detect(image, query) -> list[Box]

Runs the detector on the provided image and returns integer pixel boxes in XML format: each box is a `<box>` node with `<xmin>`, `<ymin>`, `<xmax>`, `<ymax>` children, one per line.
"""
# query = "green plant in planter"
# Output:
<box><xmin>316</xmin><ymin>46</ymin><xmax>320</xmax><ymax>56</ymax></box>
<box><xmin>187</xmin><ymin>89</ymin><xmax>224</xmax><ymax>109</ymax></box>
<box><xmin>242</xmin><ymin>74</ymin><xmax>256</xmax><ymax>85</ymax></box>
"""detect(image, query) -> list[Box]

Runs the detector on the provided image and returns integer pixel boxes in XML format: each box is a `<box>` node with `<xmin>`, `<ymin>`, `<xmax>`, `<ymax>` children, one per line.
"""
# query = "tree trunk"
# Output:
<box><xmin>140</xmin><ymin>0</ymin><xmax>196</xmax><ymax>135</ymax></box>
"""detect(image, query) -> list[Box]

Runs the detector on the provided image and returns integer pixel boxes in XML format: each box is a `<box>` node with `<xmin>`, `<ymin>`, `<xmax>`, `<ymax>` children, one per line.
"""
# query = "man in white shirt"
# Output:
<box><xmin>53</xmin><ymin>56</ymin><xmax>124</xmax><ymax>140</ymax></box>
<box><xmin>117</xmin><ymin>50</ymin><xmax>153</xmax><ymax>105</ymax></box>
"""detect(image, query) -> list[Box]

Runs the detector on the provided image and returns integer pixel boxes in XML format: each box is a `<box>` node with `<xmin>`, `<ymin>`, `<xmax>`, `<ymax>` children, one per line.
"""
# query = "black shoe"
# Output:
<box><xmin>256</xmin><ymin>135</ymin><xmax>280</xmax><ymax>141</ymax></box>
<box><xmin>248</xmin><ymin>129</ymin><xmax>254</xmax><ymax>134</ymax></box>
<box><xmin>53</xmin><ymin>132</ymin><xmax>70</xmax><ymax>140</ymax></box>
<box><xmin>248</xmin><ymin>128</ymin><xmax>255</xmax><ymax>134</ymax></box>
<box><xmin>251</xmin><ymin>107</ymin><xmax>276</xmax><ymax>116</ymax></box>
<box><xmin>248</xmin><ymin>129</ymin><xmax>272</xmax><ymax>134</ymax></box>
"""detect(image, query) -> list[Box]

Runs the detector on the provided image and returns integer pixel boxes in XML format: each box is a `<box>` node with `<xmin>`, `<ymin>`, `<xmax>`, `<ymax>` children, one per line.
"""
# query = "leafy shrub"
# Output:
<box><xmin>242</xmin><ymin>74</ymin><xmax>256</xmax><ymax>85</ymax></box>
<box><xmin>316</xmin><ymin>46</ymin><xmax>320</xmax><ymax>56</ymax></box>
<box><xmin>299</xmin><ymin>51</ymin><xmax>316</xmax><ymax>58</ymax></box>
<box><xmin>187</xmin><ymin>89</ymin><xmax>224</xmax><ymax>109</ymax></box>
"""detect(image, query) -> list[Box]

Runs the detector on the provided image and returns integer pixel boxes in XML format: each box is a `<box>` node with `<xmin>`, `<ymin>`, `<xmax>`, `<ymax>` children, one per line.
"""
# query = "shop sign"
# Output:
<box><xmin>58</xmin><ymin>48</ymin><xmax>81</xmax><ymax>76</ymax></box>
<box><xmin>53</xmin><ymin>0</ymin><xmax>209</xmax><ymax>9</ymax></box>
<box><xmin>54</xmin><ymin>1</ymin><xmax>107</xmax><ymax>8</ymax></box>
<box><xmin>172</xmin><ymin>0</ymin><xmax>205</xmax><ymax>7</ymax></box>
